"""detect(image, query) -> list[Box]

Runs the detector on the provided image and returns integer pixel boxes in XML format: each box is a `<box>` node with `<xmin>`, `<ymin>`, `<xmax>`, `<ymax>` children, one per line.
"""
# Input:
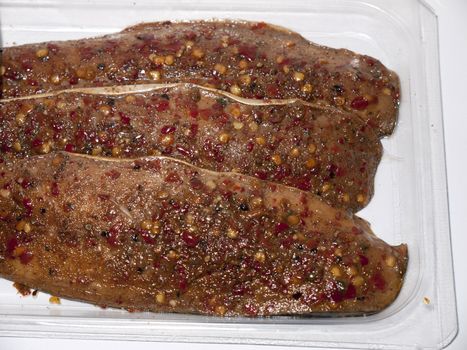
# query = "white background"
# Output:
<box><xmin>1</xmin><ymin>0</ymin><xmax>466</xmax><ymax>349</ymax></box>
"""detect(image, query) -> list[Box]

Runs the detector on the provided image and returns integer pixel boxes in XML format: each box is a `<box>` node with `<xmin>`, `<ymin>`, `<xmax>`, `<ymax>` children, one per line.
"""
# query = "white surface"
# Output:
<box><xmin>1</xmin><ymin>0</ymin><xmax>465</xmax><ymax>349</ymax></box>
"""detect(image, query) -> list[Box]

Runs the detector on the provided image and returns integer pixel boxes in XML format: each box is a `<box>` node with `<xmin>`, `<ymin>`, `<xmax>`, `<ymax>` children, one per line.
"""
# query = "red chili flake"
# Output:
<box><xmin>359</xmin><ymin>254</ymin><xmax>369</xmax><ymax>266</ymax></box>
<box><xmin>182</xmin><ymin>231</ymin><xmax>200</xmax><ymax>247</ymax></box>
<box><xmin>198</xmin><ymin>108</ymin><xmax>212</xmax><ymax>120</ymax></box>
<box><xmin>350</xmin><ymin>96</ymin><xmax>369</xmax><ymax>110</ymax></box>
<box><xmin>246</xmin><ymin>141</ymin><xmax>254</xmax><ymax>152</ymax></box>
<box><xmin>64</xmin><ymin>144</ymin><xmax>75</xmax><ymax>152</ymax></box>
<box><xmin>51</xmin><ymin>182</ymin><xmax>60</xmax><ymax>196</ymax></box>
<box><xmin>31</xmin><ymin>138</ymin><xmax>43</xmax><ymax>148</ymax></box>
<box><xmin>165</xmin><ymin>172</ymin><xmax>181</xmax><ymax>183</ymax></box>
<box><xmin>300</xmin><ymin>207</ymin><xmax>310</xmax><ymax>219</ymax></box>
<box><xmin>105</xmin><ymin>169</ymin><xmax>121</xmax><ymax>180</ymax></box>
<box><xmin>22</xmin><ymin>197</ymin><xmax>33</xmax><ymax>211</ymax></box>
<box><xmin>296</xmin><ymin>178</ymin><xmax>312</xmax><ymax>191</ymax></box>
<box><xmin>82</xmin><ymin>96</ymin><xmax>92</xmax><ymax>106</ymax></box>
<box><xmin>140</xmin><ymin>230</ymin><xmax>155</xmax><ymax>245</ymax></box>
<box><xmin>203</xmin><ymin>139</ymin><xmax>224</xmax><ymax>163</ymax></box>
<box><xmin>189</xmin><ymin>109</ymin><xmax>199</xmax><ymax>118</ymax></box>
<box><xmin>344</xmin><ymin>283</ymin><xmax>357</xmax><ymax>299</ymax></box>
<box><xmin>244</xmin><ymin>303</ymin><xmax>258</xmax><ymax>316</ymax></box>
<box><xmin>119</xmin><ymin>112</ymin><xmax>131</xmax><ymax>125</ymax></box>
<box><xmin>176</xmin><ymin>145</ymin><xmax>191</xmax><ymax>157</ymax></box>
<box><xmin>251</xmin><ymin>22</ymin><xmax>267</xmax><ymax>30</ymax></box>
<box><xmin>21</xmin><ymin>61</ymin><xmax>33</xmax><ymax>71</ymax></box>
<box><xmin>85</xmin><ymin>238</ymin><xmax>98</xmax><ymax>248</ymax></box>
<box><xmin>221</xmin><ymin>190</ymin><xmax>233</xmax><ymax>200</ymax></box>
<box><xmin>19</xmin><ymin>178</ymin><xmax>32</xmax><ymax>189</ymax></box>
<box><xmin>153</xmin><ymin>259</ymin><xmax>161</xmax><ymax>269</ymax></box>
<box><xmin>275</xmin><ymin>222</ymin><xmax>289</xmax><ymax>234</ymax></box>
<box><xmin>156</xmin><ymin>100</ymin><xmax>170</xmax><ymax>112</ymax></box>
<box><xmin>161</xmin><ymin>146</ymin><xmax>173</xmax><ymax>156</ymax></box>
<box><xmin>189</xmin><ymin>123</ymin><xmax>198</xmax><ymax>137</ymax></box>
<box><xmin>238</xmin><ymin>45</ymin><xmax>257</xmax><ymax>60</ymax></box>
<box><xmin>281</xmin><ymin>236</ymin><xmax>294</xmax><ymax>249</ymax></box>
<box><xmin>273</xmin><ymin>165</ymin><xmax>291</xmax><ymax>181</ymax></box>
<box><xmin>189</xmin><ymin>177</ymin><xmax>203</xmax><ymax>190</ymax></box>
<box><xmin>254</xmin><ymin>171</ymin><xmax>267</xmax><ymax>180</ymax></box>
<box><xmin>107</xmin><ymin>224</ymin><xmax>120</xmax><ymax>247</ymax></box>
<box><xmin>266</xmin><ymin>84</ymin><xmax>280</xmax><ymax>97</ymax></box>
<box><xmin>19</xmin><ymin>251</ymin><xmax>34</xmax><ymax>265</ymax></box>
<box><xmin>330</xmin><ymin>288</ymin><xmax>344</xmax><ymax>303</ymax></box>
<box><xmin>351</xmin><ymin>226</ymin><xmax>362</xmax><ymax>235</ymax></box>
<box><xmin>161</xmin><ymin>125</ymin><xmax>176</xmax><ymax>134</ymax></box>
<box><xmin>0</xmin><ymin>144</ymin><xmax>11</xmax><ymax>153</ymax></box>
<box><xmin>232</xmin><ymin>283</ymin><xmax>249</xmax><ymax>296</ymax></box>
<box><xmin>6</xmin><ymin>237</ymin><xmax>18</xmax><ymax>258</ymax></box>
<box><xmin>146</xmin><ymin>159</ymin><xmax>161</xmax><ymax>172</ymax></box>
<box><xmin>328</xmin><ymin>164</ymin><xmax>346</xmax><ymax>178</ymax></box>
<box><xmin>4</xmin><ymin>69</ymin><xmax>22</xmax><ymax>81</ymax></box>
<box><xmin>69</xmin><ymin>111</ymin><xmax>77</xmax><ymax>119</ymax></box>
<box><xmin>365</xmin><ymin>57</ymin><xmax>376</xmax><ymax>67</ymax></box>
<box><xmin>222</xmin><ymin>179</ymin><xmax>232</xmax><ymax>187</ymax></box>
<box><xmin>178</xmin><ymin>277</ymin><xmax>188</xmax><ymax>292</ymax></box>
<box><xmin>47</xmin><ymin>43</ymin><xmax>59</xmax><ymax>53</ymax></box>
<box><xmin>372</xmin><ymin>272</ymin><xmax>386</xmax><ymax>291</ymax></box>
<box><xmin>74</xmin><ymin>129</ymin><xmax>87</xmax><ymax>142</ymax></box>
<box><xmin>69</xmin><ymin>76</ymin><xmax>79</xmax><ymax>85</ymax></box>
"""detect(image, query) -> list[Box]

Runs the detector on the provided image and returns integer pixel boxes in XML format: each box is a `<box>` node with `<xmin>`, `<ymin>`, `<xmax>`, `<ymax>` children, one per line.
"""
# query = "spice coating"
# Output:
<box><xmin>0</xmin><ymin>84</ymin><xmax>381</xmax><ymax>212</ymax></box>
<box><xmin>1</xmin><ymin>20</ymin><xmax>400</xmax><ymax>136</ymax></box>
<box><xmin>0</xmin><ymin>152</ymin><xmax>407</xmax><ymax>316</ymax></box>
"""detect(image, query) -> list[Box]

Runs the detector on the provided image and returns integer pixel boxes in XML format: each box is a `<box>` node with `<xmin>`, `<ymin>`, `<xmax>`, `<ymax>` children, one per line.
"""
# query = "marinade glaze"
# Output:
<box><xmin>0</xmin><ymin>84</ymin><xmax>381</xmax><ymax>212</ymax></box>
<box><xmin>0</xmin><ymin>153</ymin><xmax>407</xmax><ymax>316</ymax></box>
<box><xmin>1</xmin><ymin>20</ymin><xmax>400</xmax><ymax>136</ymax></box>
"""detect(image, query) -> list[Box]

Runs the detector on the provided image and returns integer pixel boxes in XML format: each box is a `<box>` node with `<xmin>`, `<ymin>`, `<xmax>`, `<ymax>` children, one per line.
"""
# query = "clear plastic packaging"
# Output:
<box><xmin>0</xmin><ymin>0</ymin><xmax>458</xmax><ymax>348</ymax></box>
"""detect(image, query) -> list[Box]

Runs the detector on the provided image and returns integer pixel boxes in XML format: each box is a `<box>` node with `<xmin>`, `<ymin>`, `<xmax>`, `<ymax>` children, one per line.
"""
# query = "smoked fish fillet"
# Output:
<box><xmin>1</xmin><ymin>20</ymin><xmax>400</xmax><ymax>136</ymax></box>
<box><xmin>0</xmin><ymin>152</ymin><xmax>407</xmax><ymax>316</ymax></box>
<box><xmin>0</xmin><ymin>84</ymin><xmax>382</xmax><ymax>212</ymax></box>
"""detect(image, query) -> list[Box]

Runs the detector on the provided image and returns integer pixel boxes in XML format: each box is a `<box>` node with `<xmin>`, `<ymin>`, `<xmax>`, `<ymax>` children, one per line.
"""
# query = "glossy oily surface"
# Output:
<box><xmin>0</xmin><ymin>84</ymin><xmax>382</xmax><ymax>212</ymax></box>
<box><xmin>0</xmin><ymin>153</ymin><xmax>407</xmax><ymax>316</ymax></box>
<box><xmin>0</xmin><ymin>0</ymin><xmax>456</xmax><ymax>348</ymax></box>
<box><xmin>1</xmin><ymin>20</ymin><xmax>400</xmax><ymax>136</ymax></box>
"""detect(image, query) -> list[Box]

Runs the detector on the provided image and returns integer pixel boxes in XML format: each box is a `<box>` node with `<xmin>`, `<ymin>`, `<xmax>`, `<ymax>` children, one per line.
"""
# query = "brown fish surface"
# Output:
<box><xmin>1</xmin><ymin>20</ymin><xmax>400</xmax><ymax>136</ymax></box>
<box><xmin>0</xmin><ymin>152</ymin><xmax>407</xmax><ymax>316</ymax></box>
<box><xmin>0</xmin><ymin>84</ymin><xmax>381</xmax><ymax>212</ymax></box>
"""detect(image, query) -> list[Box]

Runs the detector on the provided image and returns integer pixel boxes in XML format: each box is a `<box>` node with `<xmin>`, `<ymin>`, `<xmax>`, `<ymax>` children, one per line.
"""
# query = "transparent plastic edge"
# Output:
<box><xmin>0</xmin><ymin>0</ymin><xmax>458</xmax><ymax>348</ymax></box>
<box><xmin>418</xmin><ymin>1</ymin><xmax>459</xmax><ymax>349</ymax></box>
<box><xmin>0</xmin><ymin>326</ymin><xmax>418</xmax><ymax>350</ymax></box>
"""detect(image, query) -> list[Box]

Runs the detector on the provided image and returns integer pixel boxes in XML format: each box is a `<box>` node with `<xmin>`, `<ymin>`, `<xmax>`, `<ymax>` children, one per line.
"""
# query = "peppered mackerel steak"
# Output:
<box><xmin>0</xmin><ymin>84</ymin><xmax>382</xmax><ymax>212</ymax></box>
<box><xmin>1</xmin><ymin>20</ymin><xmax>400</xmax><ymax>136</ymax></box>
<box><xmin>0</xmin><ymin>152</ymin><xmax>407</xmax><ymax>315</ymax></box>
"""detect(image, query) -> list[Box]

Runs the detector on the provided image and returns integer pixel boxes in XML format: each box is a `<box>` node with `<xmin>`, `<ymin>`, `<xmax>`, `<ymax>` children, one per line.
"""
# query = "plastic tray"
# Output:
<box><xmin>0</xmin><ymin>0</ymin><xmax>458</xmax><ymax>348</ymax></box>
